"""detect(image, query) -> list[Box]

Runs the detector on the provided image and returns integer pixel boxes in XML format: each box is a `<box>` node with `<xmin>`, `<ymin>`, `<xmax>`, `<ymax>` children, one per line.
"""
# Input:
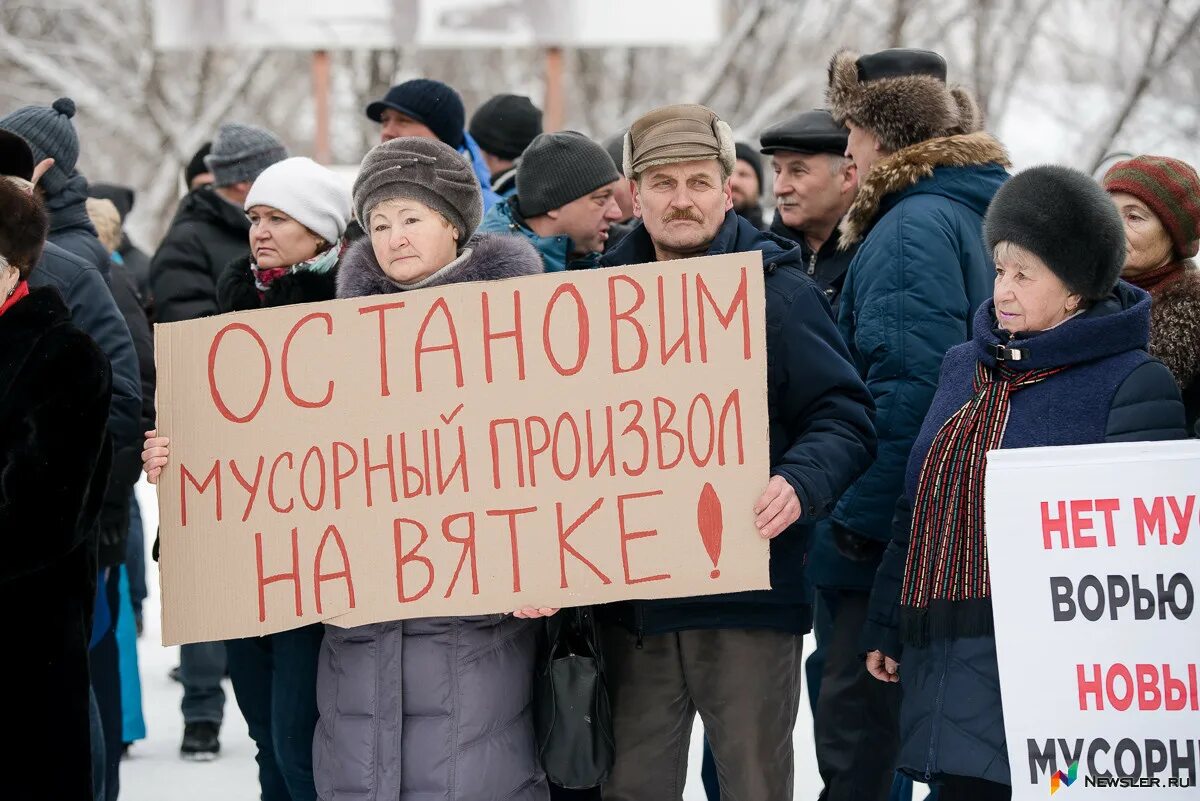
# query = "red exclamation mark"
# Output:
<box><xmin>697</xmin><ymin>482</ymin><xmax>723</xmax><ymax>579</ymax></box>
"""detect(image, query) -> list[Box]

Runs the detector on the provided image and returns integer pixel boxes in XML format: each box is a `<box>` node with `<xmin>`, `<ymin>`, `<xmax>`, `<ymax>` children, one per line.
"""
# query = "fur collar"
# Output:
<box><xmin>840</xmin><ymin>131</ymin><xmax>1010</xmax><ymax>247</ymax></box>
<box><xmin>1147</xmin><ymin>263</ymin><xmax>1200</xmax><ymax>388</ymax></box>
<box><xmin>337</xmin><ymin>232</ymin><xmax>543</xmax><ymax>299</ymax></box>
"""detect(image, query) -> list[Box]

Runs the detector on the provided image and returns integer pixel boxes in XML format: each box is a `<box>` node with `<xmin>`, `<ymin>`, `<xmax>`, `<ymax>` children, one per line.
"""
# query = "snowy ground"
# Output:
<box><xmin>122</xmin><ymin>478</ymin><xmax>841</xmax><ymax>800</ymax></box>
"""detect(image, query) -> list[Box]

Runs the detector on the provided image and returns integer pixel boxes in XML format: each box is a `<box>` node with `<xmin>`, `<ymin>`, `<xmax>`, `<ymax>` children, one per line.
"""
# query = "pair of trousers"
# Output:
<box><xmin>180</xmin><ymin>640</ymin><xmax>226</xmax><ymax>725</ymax></box>
<box><xmin>938</xmin><ymin>775</ymin><xmax>1010</xmax><ymax>800</ymax></box>
<box><xmin>226</xmin><ymin>624</ymin><xmax>325</xmax><ymax>801</ymax></box>
<box><xmin>814</xmin><ymin>588</ymin><xmax>902</xmax><ymax>801</ymax></box>
<box><xmin>90</xmin><ymin>569</ymin><xmax>123</xmax><ymax>801</ymax></box>
<box><xmin>602</xmin><ymin>625</ymin><xmax>803</xmax><ymax>801</ymax></box>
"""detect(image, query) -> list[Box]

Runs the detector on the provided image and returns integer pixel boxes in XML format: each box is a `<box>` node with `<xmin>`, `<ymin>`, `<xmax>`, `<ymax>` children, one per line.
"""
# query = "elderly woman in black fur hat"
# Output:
<box><xmin>861</xmin><ymin>166</ymin><xmax>1186</xmax><ymax>801</ymax></box>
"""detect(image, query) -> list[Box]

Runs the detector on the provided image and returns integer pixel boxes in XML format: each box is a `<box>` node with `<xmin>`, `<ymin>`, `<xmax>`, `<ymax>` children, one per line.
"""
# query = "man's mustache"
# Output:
<box><xmin>663</xmin><ymin>210</ymin><xmax>703</xmax><ymax>223</ymax></box>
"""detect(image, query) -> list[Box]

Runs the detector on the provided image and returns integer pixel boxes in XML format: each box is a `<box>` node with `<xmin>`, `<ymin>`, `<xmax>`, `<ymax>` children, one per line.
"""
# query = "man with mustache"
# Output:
<box><xmin>595</xmin><ymin>103</ymin><xmax>876</xmax><ymax>801</ymax></box>
<box><xmin>477</xmin><ymin>130</ymin><xmax>624</xmax><ymax>271</ymax></box>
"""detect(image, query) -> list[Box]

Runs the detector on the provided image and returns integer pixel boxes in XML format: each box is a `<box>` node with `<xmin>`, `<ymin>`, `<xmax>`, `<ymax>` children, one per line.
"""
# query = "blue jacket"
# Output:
<box><xmin>596</xmin><ymin>212</ymin><xmax>876</xmax><ymax>636</ymax></box>
<box><xmin>461</xmin><ymin>131</ymin><xmax>502</xmax><ymax>213</ymax></box>
<box><xmin>864</xmin><ymin>284</ymin><xmax>1186</xmax><ymax>785</ymax></box>
<box><xmin>819</xmin><ymin>133</ymin><xmax>1009</xmax><ymax>598</ymax></box>
<box><xmin>477</xmin><ymin>196</ymin><xmax>600</xmax><ymax>272</ymax></box>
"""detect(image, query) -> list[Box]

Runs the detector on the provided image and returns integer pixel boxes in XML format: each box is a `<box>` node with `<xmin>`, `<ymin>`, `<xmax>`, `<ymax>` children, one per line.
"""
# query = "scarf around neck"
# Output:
<box><xmin>898</xmin><ymin>360</ymin><xmax>1067</xmax><ymax>646</ymax></box>
<box><xmin>252</xmin><ymin>240</ymin><xmax>343</xmax><ymax>296</ymax></box>
<box><xmin>1125</xmin><ymin>259</ymin><xmax>1186</xmax><ymax>295</ymax></box>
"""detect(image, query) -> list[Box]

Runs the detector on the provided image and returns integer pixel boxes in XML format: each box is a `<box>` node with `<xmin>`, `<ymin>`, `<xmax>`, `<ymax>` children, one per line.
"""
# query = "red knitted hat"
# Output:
<box><xmin>1103</xmin><ymin>155</ymin><xmax>1200</xmax><ymax>258</ymax></box>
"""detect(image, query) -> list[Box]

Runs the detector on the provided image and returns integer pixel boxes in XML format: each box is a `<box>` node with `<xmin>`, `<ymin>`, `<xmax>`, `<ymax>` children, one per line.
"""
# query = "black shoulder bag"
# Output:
<box><xmin>533</xmin><ymin>606</ymin><xmax>615</xmax><ymax>789</ymax></box>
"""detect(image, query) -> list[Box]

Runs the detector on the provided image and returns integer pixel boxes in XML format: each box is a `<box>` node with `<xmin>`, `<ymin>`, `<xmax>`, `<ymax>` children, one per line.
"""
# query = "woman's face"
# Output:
<box><xmin>1111</xmin><ymin>192</ymin><xmax>1174</xmax><ymax>275</ymax></box>
<box><xmin>993</xmin><ymin>243</ymin><xmax>1082</xmax><ymax>334</ymax></box>
<box><xmin>369</xmin><ymin>199</ymin><xmax>459</xmax><ymax>284</ymax></box>
<box><xmin>248</xmin><ymin>205</ymin><xmax>323</xmax><ymax>268</ymax></box>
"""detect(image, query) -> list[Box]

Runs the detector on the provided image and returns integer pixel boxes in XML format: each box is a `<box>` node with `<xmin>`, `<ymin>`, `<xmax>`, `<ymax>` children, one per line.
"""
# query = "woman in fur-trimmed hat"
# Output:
<box><xmin>861</xmin><ymin>166</ymin><xmax>1186</xmax><ymax>800</ymax></box>
<box><xmin>1104</xmin><ymin>155</ymin><xmax>1200</xmax><ymax>429</ymax></box>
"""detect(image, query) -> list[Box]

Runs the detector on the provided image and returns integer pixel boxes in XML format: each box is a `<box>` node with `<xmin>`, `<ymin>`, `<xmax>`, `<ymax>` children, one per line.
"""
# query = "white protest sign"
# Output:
<box><xmin>987</xmin><ymin>441</ymin><xmax>1200</xmax><ymax>798</ymax></box>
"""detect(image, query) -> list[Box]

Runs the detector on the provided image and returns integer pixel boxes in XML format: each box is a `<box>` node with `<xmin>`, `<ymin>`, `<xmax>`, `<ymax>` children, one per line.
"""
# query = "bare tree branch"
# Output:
<box><xmin>1085</xmin><ymin>0</ymin><xmax>1200</xmax><ymax>170</ymax></box>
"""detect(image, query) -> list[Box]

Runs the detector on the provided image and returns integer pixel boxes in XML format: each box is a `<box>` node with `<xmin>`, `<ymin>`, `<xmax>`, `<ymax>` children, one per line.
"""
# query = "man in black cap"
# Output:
<box><xmin>185</xmin><ymin>142</ymin><xmax>213</xmax><ymax>191</ymax></box>
<box><xmin>468</xmin><ymin>93</ymin><xmax>543</xmax><ymax>198</ymax></box>
<box><xmin>603</xmin><ymin>131</ymin><xmax>637</xmax><ymax>248</ymax></box>
<box><xmin>759</xmin><ymin>109</ymin><xmax>857</xmax><ymax>313</ymax></box>
<box><xmin>731</xmin><ymin>141</ymin><xmax>766</xmax><ymax>228</ymax></box>
<box><xmin>477</xmin><ymin>130</ymin><xmax>624</xmax><ymax>272</ymax></box>
<box><xmin>816</xmin><ymin>48</ymin><xmax>1010</xmax><ymax>801</ymax></box>
<box><xmin>365</xmin><ymin>78</ymin><xmax>499</xmax><ymax>210</ymax></box>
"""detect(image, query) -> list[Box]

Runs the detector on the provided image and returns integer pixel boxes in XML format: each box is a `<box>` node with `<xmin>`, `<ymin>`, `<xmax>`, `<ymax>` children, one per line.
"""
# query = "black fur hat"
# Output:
<box><xmin>826</xmin><ymin>48</ymin><xmax>981</xmax><ymax>153</ymax></box>
<box><xmin>985</xmin><ymin>165</ymin><xmax>1126</xmax><ymax>302</ymax></box>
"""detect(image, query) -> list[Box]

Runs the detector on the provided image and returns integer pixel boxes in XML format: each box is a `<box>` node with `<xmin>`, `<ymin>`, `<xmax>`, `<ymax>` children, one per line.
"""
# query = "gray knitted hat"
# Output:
<box><xmin>0</xmin><ymin>97</ymin><xmax>80</xmax><ymax>196</ymax></box>
<box><xmin>517</xmin><ymin>131</ymin><xmax>620</xmax><ymax>218</ymax></box>
<box><xmin>353</xmin><ymin>136</ymin><xmax>483</xmax><ymax>243</ymax></box>
<box><xmin>204</xmin><ymin>123</ymin><xmax>288</xmax><ymax>187</ymax></box>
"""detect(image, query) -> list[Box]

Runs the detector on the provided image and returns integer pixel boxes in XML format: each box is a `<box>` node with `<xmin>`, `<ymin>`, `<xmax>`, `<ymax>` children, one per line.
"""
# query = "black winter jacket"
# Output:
<box><xmin>151</xmin><ymin>186</ymin><xmax>251</xmax><ymax>323</ymax></box>
<box><xmin>0</xmin><ymin>287</ymin><xmax>113</xmax><ymax>801</ymax></box>
<box><xmin>598</xmin><ymin>212</ymin><xmax>877</xmax><ymax>635</ymax></box>
<box><xmin>216</xmin><ymin>254</ymin><xmax>339</xmax><ymax>313</ymax></box>
<box><xmin>27</xmin><ymin>242</ymin><xmax>142</xmax><ymax>454</ymax></box>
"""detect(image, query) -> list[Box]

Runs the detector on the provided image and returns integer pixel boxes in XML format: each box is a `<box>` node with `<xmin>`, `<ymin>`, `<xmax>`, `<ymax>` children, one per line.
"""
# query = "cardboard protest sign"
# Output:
<box><xmin>986</xmin><ymin>441</ymin><xmax>1200</xmax><ymax>799</ymax></box>
<box><xmin>155</xmin><ymin>252</ymin><xmax>771</xmax><ymax>645</ymax></box>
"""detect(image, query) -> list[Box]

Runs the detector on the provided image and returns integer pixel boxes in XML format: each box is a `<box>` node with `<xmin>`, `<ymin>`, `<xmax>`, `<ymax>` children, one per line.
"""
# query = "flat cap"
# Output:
<box><xmin>622</xmin><ymin>104</ymin><xmax>735</xmax><ymax>180</ymax></box>
<box><xmin>759</xmin><ymin>109</ymin><xmax>849</xmax><ymax>156</ymax></box>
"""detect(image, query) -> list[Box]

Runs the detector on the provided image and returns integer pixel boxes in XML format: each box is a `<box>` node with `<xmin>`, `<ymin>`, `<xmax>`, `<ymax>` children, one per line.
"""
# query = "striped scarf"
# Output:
<box><xmin>898</xmin><ymin>360</ymin><xmax>1066</xmax><ymax>646</ymax></box>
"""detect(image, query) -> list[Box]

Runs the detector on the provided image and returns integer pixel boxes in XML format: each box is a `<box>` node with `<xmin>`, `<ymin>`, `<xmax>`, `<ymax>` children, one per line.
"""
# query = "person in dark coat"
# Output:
<box><xmin>477</xmin><ymin>131</ymin><xmax>623</xmax><ymax>271</ymax></box>
<box><xmin>469</xmin><ymin>93</ymin><xmax>543</xmax><ymax>198</ymax></box>
<box><xmin>596</xmin><ymin>104</ymin><xmax>876</xmax><ymax>801</ymax></box>
<box><xmin>0</xmin><ymin>177</ymin><xmax>114</xmax><ymax>801</ymax></box>
<box><xmin>731</xmin><ymin>141</ymin><xmax>766</xmax><ymax>229</ymax></box>
<box><xmin>312</xmin><ymin>137</ymin><xmax>550</xmax><ymax>801</ymax></box>
<box><xmin>146</xmin><ymin>156</ymin><xmax>351</xmax><ymax>801</ymax></box>
<box><xmin>185</xmin><ymin>142</ymin><xmax>214</xmax><ymax>190</ymax></box>
<box><xmin>1103</xmin><ymin>155</ymin><xmax>1200</xmax><ymax>429</ymax></box>
<box><xmin>149</xmin><ymin>121</ymin><xmax>287</xmax><ymax>761</ymax></box>
<box><xmin>819</xmin><ymin>49</ymin><xmax>1011</xmax><ymax>800</ymax></box>
<box><xmin>0</xmin><ymin>119</ymin><xmax>143</xmax><ymax>799</ymax></box>
<box><xmin>864</xmin><ymin>166</ymin><xmax>1187</xmax><ymax>801</ymax></box>
<box><xmin>151</xmin><ymin>123</ymin><xmax>287</xmax><ymax>323</ymax></box>
<box><xmin>88</xmin><ymin>182</ymin><xmax>155</xmax><ymax>310</ymax></box>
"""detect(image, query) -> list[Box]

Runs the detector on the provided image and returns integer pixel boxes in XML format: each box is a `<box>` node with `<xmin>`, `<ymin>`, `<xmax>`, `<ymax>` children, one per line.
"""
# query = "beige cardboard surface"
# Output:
<box><xmin>156</xmin><ymin>252</ymin><xmax>771</xmax><ymax>645</ymax></box>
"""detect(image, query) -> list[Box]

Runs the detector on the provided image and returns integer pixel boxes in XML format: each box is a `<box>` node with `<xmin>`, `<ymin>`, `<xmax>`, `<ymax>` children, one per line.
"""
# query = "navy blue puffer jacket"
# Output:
<box><xmin>829</xmin><ymin>133</ymin><xmax>1009</xmax><ymax>556</ymax></box>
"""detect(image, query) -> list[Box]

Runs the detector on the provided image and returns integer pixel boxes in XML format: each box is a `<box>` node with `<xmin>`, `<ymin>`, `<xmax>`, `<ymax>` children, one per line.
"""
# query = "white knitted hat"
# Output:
<box><xmin>244</xmin><ymin>157</ymin><xmax>352</xmax><ymax>244</ymax></box>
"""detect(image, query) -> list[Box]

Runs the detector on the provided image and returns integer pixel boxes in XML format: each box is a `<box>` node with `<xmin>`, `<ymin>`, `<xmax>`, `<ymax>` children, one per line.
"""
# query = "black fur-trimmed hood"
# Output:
<box><xmin>336</xmin><ymin>232</ymin><xmax>543</xmax><ymax>299</ymax></box>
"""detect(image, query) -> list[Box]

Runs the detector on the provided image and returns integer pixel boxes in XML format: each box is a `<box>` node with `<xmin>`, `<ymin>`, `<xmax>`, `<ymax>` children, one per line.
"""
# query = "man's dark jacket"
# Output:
<box><xmin>597</xmin><ymin>211</ymin><xmax>876</xmax><ymax>635</ymax></box>
<box><xmin>151</xmin><ymin>185</ymin><xmax>251</xmax><ymax>323</ymax></box>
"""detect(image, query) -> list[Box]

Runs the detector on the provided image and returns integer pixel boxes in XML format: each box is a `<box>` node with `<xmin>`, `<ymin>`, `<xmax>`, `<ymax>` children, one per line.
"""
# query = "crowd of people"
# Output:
<box><xmin>3</xmin><ymin>43</ymin><xmax>1198</xmax><ymax>801</ymax></box>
